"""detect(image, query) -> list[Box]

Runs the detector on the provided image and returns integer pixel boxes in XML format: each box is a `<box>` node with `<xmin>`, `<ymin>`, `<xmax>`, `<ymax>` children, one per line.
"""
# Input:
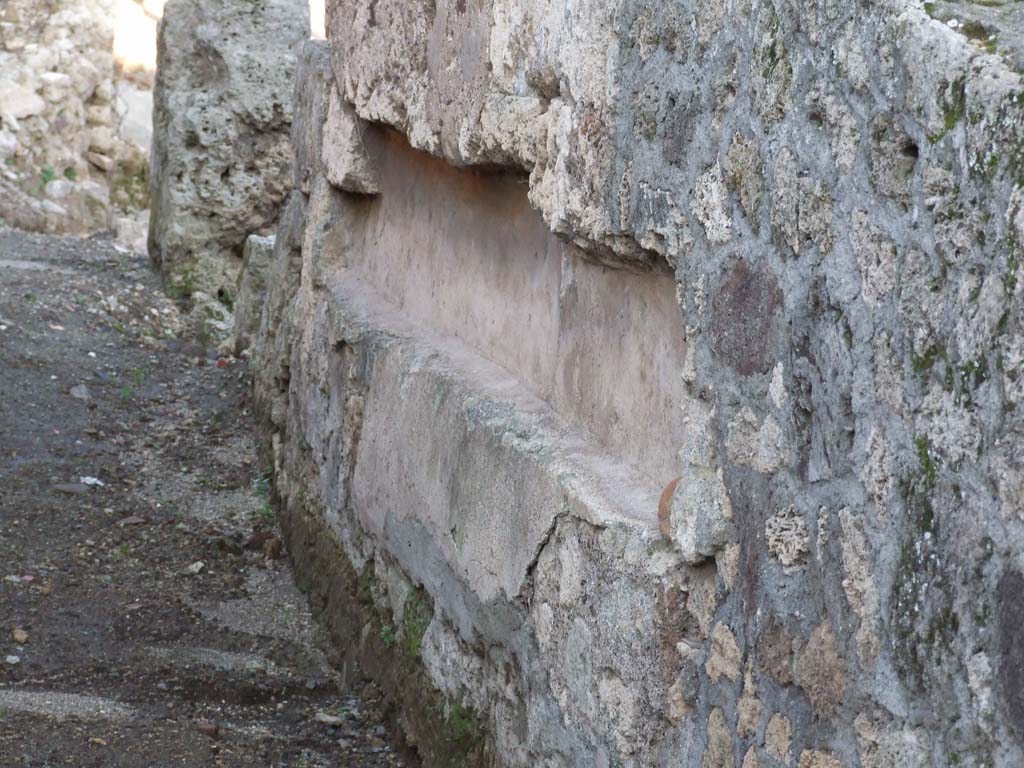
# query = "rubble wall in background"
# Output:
<box><xmin>0</xmin><ymin>0</ymin><xmax>153</xmax><ymax>239</ymax></box>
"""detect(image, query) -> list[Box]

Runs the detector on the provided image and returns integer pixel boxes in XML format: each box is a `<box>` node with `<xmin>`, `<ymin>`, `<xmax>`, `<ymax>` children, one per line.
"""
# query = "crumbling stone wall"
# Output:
<box><xmin>0</xmin><ymin>0</ymin><xmax>152</xmax><ymax>236</ymax></box>
<box><xmin>234</xmin><ymin>0</ymin><xmax>1024</xmax><ymax>766</ymax></box>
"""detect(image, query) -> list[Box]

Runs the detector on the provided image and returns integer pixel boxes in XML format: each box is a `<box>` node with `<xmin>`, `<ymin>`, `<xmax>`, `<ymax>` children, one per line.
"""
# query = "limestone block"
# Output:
<box><xmin>765</xmin><ymin>713</ymin><xmax>792</xmax><ymax>763</ymax></box>
<box><xmin>87</xmin><ymin>151</ymin><xmax>113</xmax><ymax>172</ymax></box>
<box><xmin>148</xmin><ymin>0</ymin><xmax>310</xmax><ymax>300</ymax></box>
<box><xmin>44</xmin><ymin>179</ymin><xmax>74</xmax><ymax>200</ymax></box>
<box><xmin>0</xmin><ymin>80</ymin><xmax>44</xmax><ymax>118</ymax></box>
<box><xmin>322</xmin><ymin>87</ymin><xmax>379</xmax><ymax>195</ymax></box>
<box><xmin>114</xmin><ymin>81</ymin><xmax>152</xmax><ymax>152</ymax></box>
<box><xmin>0</xmin><ymin>177</ymin><xmax>47</xmax><ymax>231</ymax></box>
<box><xmin>662</xmin><ymin>467</ymin><xmax>733</xmax><ymax>565</ymax></box>
<box><xmin>797</xmin><ymin>751</ymin><xmax>842</xmax><ymax>768</ymax></box>
<box><xmin>765</xmin><ymin>505</ymin><xmax>809</xmax><ymax>570</ymax></box>
<box><xmin>0</xmin><ymin>130</ymin><xmax>16</xmax><ymax>161</ymax></box>
<box><xmin>703</xmin><ymin>707</ymin><xmax>734</xmax><ymax>768</ymax></box>
<box><xmin>233</xmin><ymin>233</ymin><xmax>276</xmax><ymax>354</ymax></box>
<box><xmin>705</xmin><ymin>623</ymin><xmax>741</xmax><ymax>682</ymax></box>
<box><xmin>290</xmin><ymin>40</ymin><xmax>332</xmax><ymax>195</ymax></box>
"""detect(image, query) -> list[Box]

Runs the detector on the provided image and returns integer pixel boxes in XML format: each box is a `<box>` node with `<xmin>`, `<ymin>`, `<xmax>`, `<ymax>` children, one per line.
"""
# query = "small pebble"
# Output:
<box><xmin>314</xmin><ymin>711</ymin><xmax>344</xmax><ymax>727</ymax></box>
<box><xmin>196</xmin><ymin>721</ymin><xmax>220</xmax><ymax>738</ymax></box>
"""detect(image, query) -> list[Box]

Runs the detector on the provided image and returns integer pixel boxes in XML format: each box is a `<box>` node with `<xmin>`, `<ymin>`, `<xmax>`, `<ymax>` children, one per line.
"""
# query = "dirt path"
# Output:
<box><xmin>0</xmin><ymin>228</ymin><xmax>412</xmax><ymax>767</ymax></box>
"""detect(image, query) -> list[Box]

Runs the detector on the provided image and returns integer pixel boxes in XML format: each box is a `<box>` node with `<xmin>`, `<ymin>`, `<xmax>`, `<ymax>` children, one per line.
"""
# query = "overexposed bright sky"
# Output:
<box><xmin>114</xmin><ymin>0</ymin><xmax>325</xmax><ymax>72</ymax></box>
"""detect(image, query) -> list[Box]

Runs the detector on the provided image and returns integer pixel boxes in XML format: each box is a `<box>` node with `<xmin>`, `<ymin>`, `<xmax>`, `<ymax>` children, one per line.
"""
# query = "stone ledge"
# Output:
<box><xmin>319</xmin><ymin>268</ymin><xmax>668</xmax><ymax>603</ymax></box>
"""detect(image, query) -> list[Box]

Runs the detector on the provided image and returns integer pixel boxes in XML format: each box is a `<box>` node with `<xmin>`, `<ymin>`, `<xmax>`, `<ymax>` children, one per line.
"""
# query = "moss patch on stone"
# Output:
<box><xmin>929</xmin><ymin>77</ymin><xmax>967</xmax><ymax>144</ymax></box>
<box><xmin>401</xmin><ymin>588</ymin><xmax>432</xmax><ymax>659</ymax></box>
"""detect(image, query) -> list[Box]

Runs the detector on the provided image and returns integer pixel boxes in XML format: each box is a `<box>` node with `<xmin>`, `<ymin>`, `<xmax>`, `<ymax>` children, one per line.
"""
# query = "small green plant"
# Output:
<box><xmin>252</xmin><ymin>475</ymin><xmax>271</xmax><ymax>499</ymax></box>
<box><xmin>401</xmin><ymin>590</ymin><xmax>432</xmax><ymax>658</ymax></box>
<box><xmin>251</xmin><ymin>475</ymin><xmax>275</xmax><ymax>522</ymax></box>
<box><xmin>120</xmin><ymin>385</ymin><xmax>133</xmax><ymax>400</ymax></box>
<box><xmin>131</xmin><ymin>367</ymin><xmax>144</xmax><ymax>387</ymax></box>
<box><xmin>255</xmin><ymin>501</ymin><xmax>274</xmax><ymax>522</ymax></box>
<box><xmin>447</xmin><ymin>702</ymin><xmax>479</xmax><ymax>743</ymax></box>
<box><xmin>218</xmin><ymin>287</ymin><xmax>236</xmax><ymax>312</ymax></box>
<box><xmin>379</xmin><ymin>624</ymin><xmax>397</xmax><ymax>648</ymax></box>
<box><xmin>357</xmin><ymin>564</ymin><xmax>375</xmax><ymax>606</ymax></box>
<box><xmin>40</xmin><ymin>166</ymin><xmax>56</xmax><ymax>185</ymax></box>
<box><xmin>63</xmin><ymin>167</ymin><xmax>77</xmax><ymax>181</ymax></box>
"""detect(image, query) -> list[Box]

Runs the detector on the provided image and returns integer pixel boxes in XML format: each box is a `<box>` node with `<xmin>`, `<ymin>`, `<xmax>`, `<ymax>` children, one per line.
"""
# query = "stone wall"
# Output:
<box><xmin>238</xmin><ymin>0</ymin><xmax>1024</xmax><ymax>766</ymax></box>
<box><xmin>0</xmin><ymin>0</ymin><xmax>152</xmax><ymax>237</ymax></box>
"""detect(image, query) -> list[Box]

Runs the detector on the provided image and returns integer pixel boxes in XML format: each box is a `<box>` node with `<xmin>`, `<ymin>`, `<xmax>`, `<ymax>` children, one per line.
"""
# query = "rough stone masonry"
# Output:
<box><xmin>152</xmin><ymin>0</ymin><xmax>1024</xmax><ymax>765</ymax></box>
<box><xmin>0</xmin><ymin>0</ymin><xmax>152</xmax><ymax>237</ymax></box>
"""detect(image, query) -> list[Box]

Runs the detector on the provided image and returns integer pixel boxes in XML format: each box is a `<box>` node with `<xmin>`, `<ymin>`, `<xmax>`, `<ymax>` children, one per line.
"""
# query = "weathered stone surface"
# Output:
<box><xmin>710</xmin><ymin>262</ymin><xmax>784</xmax><ymax>378</ymax></box>
<box><xmin>705</xmin><ymin>623</ymin><xmax>741</xmax><ymax>683</ymax></box>
<box><xmin>794</xmin><ymin>622</ymin><xmax>847</xmax><ymax>720</ymax></box>
<box><xmin>838</xmin><ymin>508</ymin><xmax>881</xmax><ymax>667</ymax></box>
<box><xmin>735</xmin><ymin>664</ymin><xmax>761</xmax><ymax>738</ymax></box>
<box><xmin>664</xmin><ymin>468</ymin><xmax>734</xmax><ymax>565</ymax></box>
<box><xmin>239</xmin><ymin>0</ymin><xmax>1024</xmax><ymax>765</ymax></box>
<box><xmin>248</xmin><ymin>93</ymin><xmax>697</xmax><ymax>764</ymax></box>
<box><xmin>232</xmin><ymin>234</ymin><xmax>275</xmax><ymax>354</ymax></box>
<box><xmin>854</xmin><ymin>712</ymin><xmax>929</xmax><ymax>768</ymax></box>
<box><xmin>765</xmin><ymin>505</ymin><xmax>808</xmax><ymax>570</ymax></box>
<box><xmin>0</xmin><ymin>0</ymin><xmax>151</xmax><ymax>235</ymax></box>
<box><xmin>148</xmin><ymin>0</ymin><xmax>309</xmax><ymax>305</ymax></box>
<box><xmin>702</xmin><ymin>707</ymin><xmax>734</xmax><ymax>768</ymax></box>
<box><xmin>797</xmin><ymin>751</ymin><xmax>842</xmax><ymax>768</ymax></box>
<box><xmin>290</xmin><ymin>40</ymin><xmax>332</xmax><ymax>195</ymax></box>
<box><xmin>0</xmin><ymin>178</ymin><xmax>53</xmax><ymax>233</ymax></box>
<box><xmin>758</xmin><ymin>617</ymin><xmax>794</xmax><ymax>685</ymax></box>
<box><xmin>998</xmin><ymin>569</ymin><xmax>1024</xmax><ymax>736</ymax></box>
<box><xmin>765</xmin><ymin>713</ymin><xmax>791</xmax><ymax>764</ymax></box>
<box><xmin>322</xmin><ymin>87</ymin><xmax>379</xmax><ymax>194</ymax></box>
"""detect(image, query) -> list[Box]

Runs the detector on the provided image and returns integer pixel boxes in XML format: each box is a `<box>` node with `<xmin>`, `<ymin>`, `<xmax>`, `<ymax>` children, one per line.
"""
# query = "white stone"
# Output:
<box><xmin>0</xmin><ymin>130</ymin><xmax>17</xmax><ymax>161</ymax></box>
<box><xmin>666</xmin><ymin>467</ymin><xmax>733</xmax><ymax>565</ymax></box>
<box><xmin>114</xmin><ymin>80</ymin><xmax>152</xmax><ymax>152</ymax></box>
<box><xmin>0</xmin><ymin>80</ymin><xmax>44</xmax><ymax>118</ymax></box>
<box><xmin>44</xmin><ymin>179</ymin><xmax>74</xmax><ymax>200</ymax></box>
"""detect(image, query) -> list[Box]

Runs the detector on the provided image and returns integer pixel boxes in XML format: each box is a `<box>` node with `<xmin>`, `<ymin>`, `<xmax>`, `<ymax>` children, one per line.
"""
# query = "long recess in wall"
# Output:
<box><xmin>331</xmin><ymin>128</ymin><xmax>689</xmax><ymax>496</ymax></box>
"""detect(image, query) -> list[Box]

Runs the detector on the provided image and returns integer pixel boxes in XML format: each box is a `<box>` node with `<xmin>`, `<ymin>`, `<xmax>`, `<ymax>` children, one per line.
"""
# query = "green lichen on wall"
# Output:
<box><xmin>929</xmin><ymin>76</ymin><xmax>967</xmax><ymax>144</ymax></box>
<box><xmin>401</xmin><ymin>588</ymin><xmax>432</xmax><ymax>659</ymax></box>
<box><xmin>891</xmin><ymin>435</ymin><xmax>960</xmax><ymax>688</ymax></box>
